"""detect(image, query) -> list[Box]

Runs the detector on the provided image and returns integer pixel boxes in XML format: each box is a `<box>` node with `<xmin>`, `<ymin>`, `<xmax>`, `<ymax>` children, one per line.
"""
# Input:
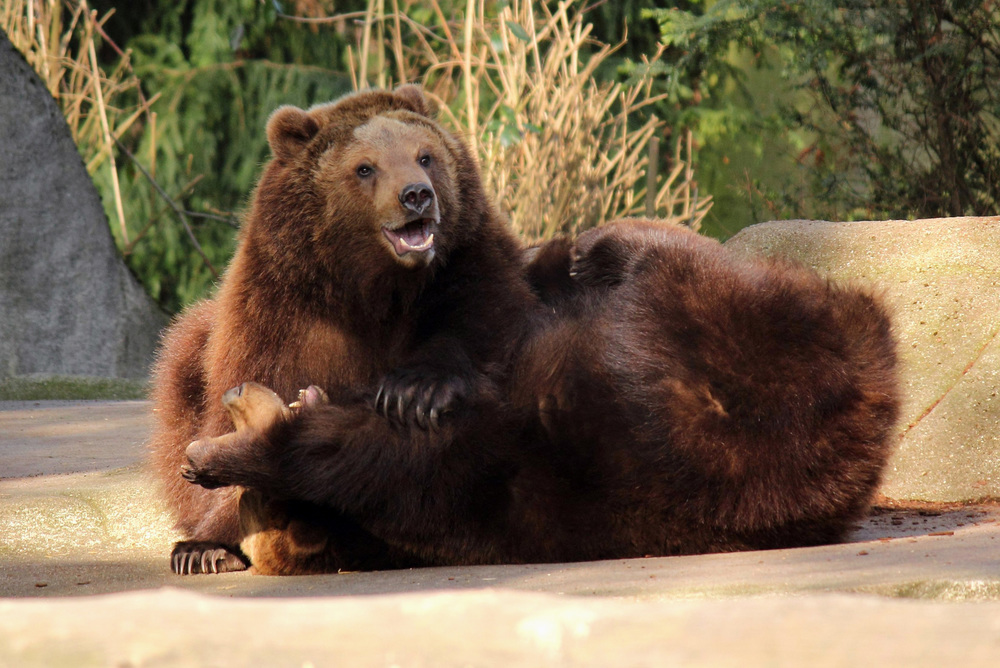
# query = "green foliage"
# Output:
<box><xmin>638</xmin><ymin>0</ymin><xmax>1000</xmax><ymax>229</ymax></box>
<box><xmin>0</xmin><ymin>376</ymin><xmax>149</xmax><ymax>400</ymax></box>
<box><xmin>79</xmin><ymin>0</ymin><xmax>997</xmax><ymax>310</ymax></box>
<box><xmin>762</xmin><ymin>0</ymin><xmax>1000</xmax><ymax>219</ymax></box>
<box><xmin>90</xmin><ymin>0</ymin><xmax>355</xmax><ymax>312</ymax></box>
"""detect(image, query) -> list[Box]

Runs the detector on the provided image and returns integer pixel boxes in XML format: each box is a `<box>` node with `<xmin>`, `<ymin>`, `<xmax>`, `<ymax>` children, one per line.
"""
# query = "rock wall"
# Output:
<box><xmin>0</xmin><ymin>29</ymin><xmax>165</xmax><ymax>381</ymax></box>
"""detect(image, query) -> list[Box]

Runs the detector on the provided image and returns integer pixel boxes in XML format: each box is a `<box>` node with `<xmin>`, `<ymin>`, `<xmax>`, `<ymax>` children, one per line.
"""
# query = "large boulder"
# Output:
<box><xmin>0</xmin><ymin>29</ymin><xmax>165</xmax><ymax>382</ymax></box>
<box><xmin>725</xmin><ymin>217</ymin><xmax>1000</xmax><ymax>502</ymax></box>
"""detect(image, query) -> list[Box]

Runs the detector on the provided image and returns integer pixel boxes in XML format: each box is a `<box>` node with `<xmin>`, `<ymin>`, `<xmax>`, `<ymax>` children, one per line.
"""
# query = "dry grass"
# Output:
<box><xmin>6</xmin><ymin>0</ymin><xmax>711</xmax><ymax>248</ymax></box>
<box><xmin>331</xmin><ymin>0</ymin><xmax>711</xmax><ymax>239</ymax></box>
<box><xmin>1</xmin><ymin>0</ymin><xmax>157</xmax><ymax>245</ymax></box>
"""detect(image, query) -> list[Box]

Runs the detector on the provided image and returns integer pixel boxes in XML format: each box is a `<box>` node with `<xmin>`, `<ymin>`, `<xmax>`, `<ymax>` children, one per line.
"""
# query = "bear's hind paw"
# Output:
<box><xmin>288</xmin><ymin>385</ymin><xmax>329</xmax><ymax>412</ymax></box>
<box><xmin>569</xmin><ymin>223</ymin><xmax>650</xmax><ymax>288</ymax></box>
<box><xmin>171</xmin><ymin>541</ymin><xmax>249</xmax><ymax>575</ymax></box>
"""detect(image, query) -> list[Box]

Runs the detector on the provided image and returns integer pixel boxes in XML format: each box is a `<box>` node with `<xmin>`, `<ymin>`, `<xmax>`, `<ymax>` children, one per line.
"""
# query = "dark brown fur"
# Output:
<box><xmin>182</xmin><ymin>216</ymin><xmax>899</xmax><ymax>571</ymax></box>
<box><xmin>150</xmin><ymin>85</ymin><xmax>533</xmax><ymax>573</ymax></box>
<box><xmin>514</xmin><ymin>220</ymin><xmax>900</xmax><ymax>554</ymax></box>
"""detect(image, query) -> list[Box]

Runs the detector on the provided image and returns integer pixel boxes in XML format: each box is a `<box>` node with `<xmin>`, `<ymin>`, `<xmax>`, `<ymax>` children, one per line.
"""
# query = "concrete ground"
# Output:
<box><xmin>2</xmin><ymin>400</ymin><xmax>1000</xmax><ymax>666</ymax></box>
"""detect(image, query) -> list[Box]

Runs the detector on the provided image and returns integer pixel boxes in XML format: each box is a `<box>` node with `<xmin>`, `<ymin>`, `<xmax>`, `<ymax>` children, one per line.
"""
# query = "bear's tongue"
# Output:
<box><xmin>383</xmin><ymin>220</ymin><xmax>434</xmax><ymax>256</ymax></box>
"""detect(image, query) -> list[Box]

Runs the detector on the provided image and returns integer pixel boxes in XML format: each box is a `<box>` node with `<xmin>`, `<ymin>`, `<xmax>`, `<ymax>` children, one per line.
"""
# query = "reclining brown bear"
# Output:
<box><xmin>176</xmin><ymin>211</ymin><xmax>900</xmax><ymax>572</ymax></box>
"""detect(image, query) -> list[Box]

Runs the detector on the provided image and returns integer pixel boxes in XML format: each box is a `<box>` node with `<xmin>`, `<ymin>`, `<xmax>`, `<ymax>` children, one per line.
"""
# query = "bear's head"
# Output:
<box><xmin>249</xmin><ymin>85</ymin><xmax>489</xmax><ymax>291</ymax></box>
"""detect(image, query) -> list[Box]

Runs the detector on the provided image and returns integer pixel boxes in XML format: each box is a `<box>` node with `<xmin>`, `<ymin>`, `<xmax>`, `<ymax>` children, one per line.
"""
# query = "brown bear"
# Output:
<box><xmin>181</xmin><ymin>217</ymin><xmax>900</xmax><ymax>572</ymax></box>
<box><xmin>150</xmin><ymin>85</ymin><xmax>536</xmax><ymax>574</ymax></box>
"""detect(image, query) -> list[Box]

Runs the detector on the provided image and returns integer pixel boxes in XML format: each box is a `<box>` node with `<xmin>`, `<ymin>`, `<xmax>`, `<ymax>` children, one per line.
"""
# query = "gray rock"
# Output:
<box><xmin>0</xmin><ymin>29</ymin><xmax>165</xmax><ymax>382</ymax></box>
<box><xmin>725</xmin><ymin>217</ymin><xmax>1000</xmax><ymax>502</ymax></box>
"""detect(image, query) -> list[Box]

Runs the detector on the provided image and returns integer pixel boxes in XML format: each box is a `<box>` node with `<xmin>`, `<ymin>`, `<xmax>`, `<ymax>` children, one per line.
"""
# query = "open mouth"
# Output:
<box><xmin>382</xmin><ymin>218</ymin><xmax>436</xmax><ymax>257</ymax></box>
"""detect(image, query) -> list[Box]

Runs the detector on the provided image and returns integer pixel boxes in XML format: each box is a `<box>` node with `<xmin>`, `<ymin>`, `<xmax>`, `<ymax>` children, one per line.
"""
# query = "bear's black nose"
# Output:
<box><xmin>399</xmin><ymin>182</ymin><xmax>435</xmax><ymax>215</ymax></box>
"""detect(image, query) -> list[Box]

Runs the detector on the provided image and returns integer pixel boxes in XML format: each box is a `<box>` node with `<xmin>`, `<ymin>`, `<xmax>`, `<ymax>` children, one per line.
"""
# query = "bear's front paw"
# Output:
<box><xmin>181</xmin><ymin>438</ymin><xmax>233</xmax><ymax>489</ymax></box>
<box><xmin>375</xmin><ymin>368</ymin><xmax>469</xmax><ymax>431</ymax></box>
<box><xmin>569</xmin><ymin>226</ymin><xmax>635</xmax><ymax>288</ymax></box>
<box><xmin>171</xmin><ymin>540</ymin><xmax>249</xmax><ymax>575</ymax></box>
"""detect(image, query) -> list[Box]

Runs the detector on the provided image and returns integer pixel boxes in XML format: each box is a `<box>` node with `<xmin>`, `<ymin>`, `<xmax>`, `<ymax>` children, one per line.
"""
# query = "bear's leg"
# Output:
<box><xmin>148</xmin><ymin>302</ymin><xmax>251</xmax><ymax>574</ymax></box>
<box><xmin>237</xmin><ymin>489</ymin><xmax>334</xmax><ymax>576</ymax></box>
<box><xmin>185</xmin><ymin>388</ymin><xmax>537</xmax><ymax>567</ymax></box>
<box><xmin>168</xmin><ymin>487</ymin><xmax>248</xmax><ymax>574</ymax></box>
<box><xmin>181</xmin><ymin>382</ymin><xmax>297</xmax><ymax>489</ymax></box>
<box><xmin>173</xmin><ymin>383</ymin><xmax>307</xmax><ymax>574</ymax></box>
<box><xmin>178</xmin><ymin>383</ymin><xmax>361</xmax><ymax>574</ymax></box>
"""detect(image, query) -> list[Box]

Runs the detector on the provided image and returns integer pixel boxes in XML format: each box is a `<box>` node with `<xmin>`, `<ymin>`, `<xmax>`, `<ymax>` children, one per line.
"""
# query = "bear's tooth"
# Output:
<box><xmin>402</xmin><ymin>233</ymin><xmax>434</xmax><ymax>252</ymax></box>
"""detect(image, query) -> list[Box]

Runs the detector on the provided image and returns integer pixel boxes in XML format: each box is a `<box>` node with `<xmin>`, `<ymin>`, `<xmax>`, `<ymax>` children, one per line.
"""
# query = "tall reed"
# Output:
<box><xmin>2</xmin><ymin>0</ymin><xmax>157</xmax><ymax>246</ymax></box>
<box><xmin>331</xmin><ymin>0</ymin><xmax>712</xmax><ymax>238</ymax></box>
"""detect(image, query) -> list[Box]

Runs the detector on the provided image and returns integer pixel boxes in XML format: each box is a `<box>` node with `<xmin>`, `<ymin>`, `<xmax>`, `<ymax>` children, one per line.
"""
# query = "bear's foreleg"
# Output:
<box><xmin>181</xmin><ymin>382</ymin><xmax>303</xmax><ymax>490</ymax></box>
<box><xmin>183</xmin><ymin>385</ymin><xmax>516</xmax><ymax>566</ymax></box>
<box><xmin>373</xmin><ymin>337</ymin><xmax>479</xmax><ymax>431</ymax></box>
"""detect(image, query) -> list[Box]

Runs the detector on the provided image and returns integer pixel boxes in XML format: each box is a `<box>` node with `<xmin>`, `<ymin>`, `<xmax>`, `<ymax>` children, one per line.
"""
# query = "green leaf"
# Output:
<box><xmin>505</xmin><ymin>21</ymin><xmax>531</xmax><ymax>43</ymax></box>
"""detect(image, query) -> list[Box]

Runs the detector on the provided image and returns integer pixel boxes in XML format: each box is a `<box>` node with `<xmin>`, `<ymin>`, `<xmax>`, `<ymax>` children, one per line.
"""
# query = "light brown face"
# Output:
<box><xmin>327</xmin><ymin>115</ymin><xmax>452</xmax><ymax>269</ymax></box>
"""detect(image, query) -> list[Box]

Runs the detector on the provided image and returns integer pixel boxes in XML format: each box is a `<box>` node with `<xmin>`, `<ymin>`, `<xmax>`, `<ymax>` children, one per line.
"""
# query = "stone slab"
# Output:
<box><xmin>0</xmin><ymin>400</ymin><xmax>151</xmax><ymax>478</ymax></box>
<box><xmin>0</xmin><ymin>29</ymin><xmax>166</xmax><ymax>382</ymax></box>
<box><xmin>1</xmin><ymin>403</ymin><xmax>1000</xmax><ymax>603</ymax></box>
<box><xmin>725</xmin><ymin>217</ymin><xmax>1000</xmax><ymax>502</ymax></box>
<box><xmin>3</xmin><ymin>398</ymin><xmax>1000</xmax><ymax>665</ymax></box>
<box><xmin>4</xmin><ymin>470</ymin><xmax>1000</xmax><ymax>601</ymax></box>
<box><xmin>3</xmin><ymin>588</ymin><xmax>1000</xmax><ymax>668</ymax></box>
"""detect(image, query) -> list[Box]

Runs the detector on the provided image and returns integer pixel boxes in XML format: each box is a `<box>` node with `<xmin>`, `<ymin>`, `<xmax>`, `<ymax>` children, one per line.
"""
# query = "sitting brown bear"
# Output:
<box><xmin>149</xmin><ymin>85</ymin><xmax>536</xmax><ymax>574</ymax></box>
<box><xmin>181</xmin><ymin>216</ymin><xmax>900</xmax><ymax>573</ymax></box>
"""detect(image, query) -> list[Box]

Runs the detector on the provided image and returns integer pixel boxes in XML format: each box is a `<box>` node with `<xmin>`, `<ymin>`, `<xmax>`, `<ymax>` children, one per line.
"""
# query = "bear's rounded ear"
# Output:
<box><xmin>266</xmin><ymin>106</ymin><xmax>320</xmax><ymax>160</ymax></box>
<box><xmin>394</xmin><ymin>84</ymin><xmax>436</xmax><ymax>117</ymax></box>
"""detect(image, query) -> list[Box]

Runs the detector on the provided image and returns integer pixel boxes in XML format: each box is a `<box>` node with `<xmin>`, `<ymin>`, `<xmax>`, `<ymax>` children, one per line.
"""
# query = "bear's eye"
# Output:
<box><xmin>356</xmin><ymin>165</ymin><xmax>374</xmax><ymax>178</ymax></box>
<box><xmin>418</xmin><ymin>154</ymin><xmax>432</xmax><ymax>168</ymax></box>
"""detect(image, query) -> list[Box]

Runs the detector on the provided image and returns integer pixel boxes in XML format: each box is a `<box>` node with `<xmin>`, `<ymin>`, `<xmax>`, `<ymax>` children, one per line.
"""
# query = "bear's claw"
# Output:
<box><xmin>180</xmin><ymin>461</ymin><xmax>225</xmax><ymax>489</ymax></box>
<box><xmin>171</xmin><ymin>541</ymin><xmax>249</xmax><ymax>575</ymax></box>
<box><xmin>375</xmin><ymin>370</ymin><xmax>467</xmax><ymax>431</ymax></box>
<box><xmin>290</xmin><ymin>385</ymin><xmax>329</xmax><ymax>412</ymax></box>
<box><xmin>181</xmin><ymin>439</ymin><xmax>229</xmax><ymax>489</ymax></box>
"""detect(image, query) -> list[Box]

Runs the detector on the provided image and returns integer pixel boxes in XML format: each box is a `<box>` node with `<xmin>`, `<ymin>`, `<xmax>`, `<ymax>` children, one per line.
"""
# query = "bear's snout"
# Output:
<box><xmin>399</xmin><ymin>182</ymin><xmax>435</xmax><ymax>216</ymax></box>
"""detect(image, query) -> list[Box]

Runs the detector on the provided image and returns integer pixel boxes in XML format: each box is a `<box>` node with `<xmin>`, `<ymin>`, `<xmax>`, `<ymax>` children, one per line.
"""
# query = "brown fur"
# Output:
<box><xmin>514</xmin><ymin>220</ymin><xmax>900</xmax><ymax>554</ymax></box>
<box><xmin>150</xmin><ymin>85</ymin><xmax>533</xmax><ymax>573</ymax></box>
<box><xmin>182</xmin><ymin>215</ymin><xmax>899</xmax><ymax>572</ymax></box>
